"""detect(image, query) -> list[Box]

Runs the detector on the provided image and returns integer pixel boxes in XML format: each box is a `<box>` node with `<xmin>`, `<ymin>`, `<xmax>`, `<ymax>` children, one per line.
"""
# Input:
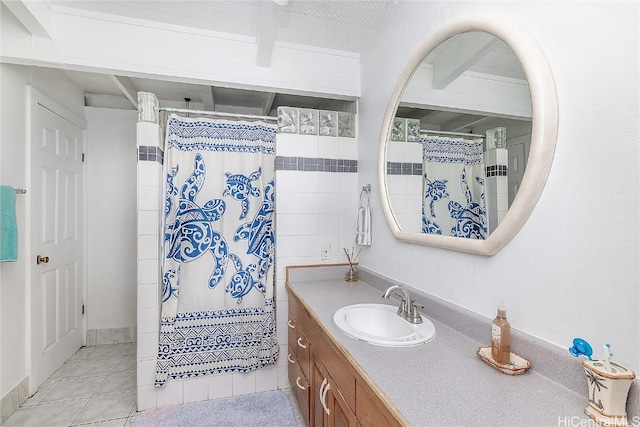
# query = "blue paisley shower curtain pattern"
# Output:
<box><xmin>421</xmin><ymin>136</ymin><xmax>487</xmax><ymax>239</ymax></box>
<box><xmin>155</xmin><ymin>114</ymin><xmax>278</xmax><ymax>386</ymax></box>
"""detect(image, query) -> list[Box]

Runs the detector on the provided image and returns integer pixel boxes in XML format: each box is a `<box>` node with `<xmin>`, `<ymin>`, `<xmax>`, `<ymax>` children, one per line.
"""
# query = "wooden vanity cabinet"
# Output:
<box><xmin>355</xmin><ymin>378</ymin><xmax>402</xmax><ymax>427</ymax></box>
<box><xmin>287</xmin><ymin>287</ymin><xmax>406</xmax><ymax>427</ymax></box>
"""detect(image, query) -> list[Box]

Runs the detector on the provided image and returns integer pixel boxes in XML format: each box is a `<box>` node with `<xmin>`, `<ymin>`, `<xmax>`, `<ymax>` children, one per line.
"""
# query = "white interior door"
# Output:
<box><xmin>30</xmin><ymin>91</ymin><xmax>86</xmax><ymax>390</ymax></box>
<box><xmin>507</xmin><ymin>136</ymin><xmax>530</xmax><ymax>207</ymax></box>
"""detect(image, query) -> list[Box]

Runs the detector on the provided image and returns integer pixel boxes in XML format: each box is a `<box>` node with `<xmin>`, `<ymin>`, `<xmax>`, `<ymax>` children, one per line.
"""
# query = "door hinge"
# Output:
<box><xmin>82</xmin><ymin>153</ymin><xmax>85</xmax><ymax>162</ymax></box>
<box><xmin>82</xmin><ymin>304</ymin><xmax>85</xmax><ymax>315</ymax></box>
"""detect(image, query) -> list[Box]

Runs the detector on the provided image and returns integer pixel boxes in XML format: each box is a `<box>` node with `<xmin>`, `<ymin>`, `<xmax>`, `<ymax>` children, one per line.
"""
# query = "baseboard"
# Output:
<box><xmin>1</xmin><ymin>376</ymin><xmax>29</xmax><ymax>423</ymax></box>
<box><xmin>86</xmin><ymin>326</ymin><xmax>137</xmax><ymax>346</ymax></box>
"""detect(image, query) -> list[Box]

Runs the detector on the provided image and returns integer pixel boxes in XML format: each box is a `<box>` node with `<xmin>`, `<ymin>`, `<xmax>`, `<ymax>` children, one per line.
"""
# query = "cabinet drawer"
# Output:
<box><xmin>287</xmin><ymin>311</ymin><xmax>298</xmax><ymax>351</ymax></box>
<box><xmin>289</xmin><ymin>361</ymin><xmax>310</xmax><ymax>423</ymax></box>
<box><xmin>296</xmin><ymin>327</ymin><xmax>311</xmax><ymax>381</ymax></box>
<box><xmin>287</xmin><ymin>345</ymin><xmax>297</xmax><ymax>371</ymax></box>
<box><xmin>289</xmin><ymin>291</ymin><xmax>355</xmax><ymax>411</ymax></box>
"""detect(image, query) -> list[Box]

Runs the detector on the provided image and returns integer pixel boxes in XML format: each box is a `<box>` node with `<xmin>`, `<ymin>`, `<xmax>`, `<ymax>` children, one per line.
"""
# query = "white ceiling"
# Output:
<box><xmin>17</xmin><ymin>0</ymin><xmax>527</xmax><ymax>131</ymax></box>
<box><xmin>50</xmin><ymin>0</ymin><xmax>399</xmax><ymax>54</ymax></box>
<box><xmin>44</xmin><ymin>0</ymin><xmax>402</xmax><ymax>114</ymax></box>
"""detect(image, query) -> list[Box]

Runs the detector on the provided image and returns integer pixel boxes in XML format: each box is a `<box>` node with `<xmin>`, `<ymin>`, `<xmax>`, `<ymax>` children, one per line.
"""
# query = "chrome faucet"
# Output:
<box><xmin>382</xmin><ymin>285</ymin><xmax>423</xmax><ymax>324</ymax></box>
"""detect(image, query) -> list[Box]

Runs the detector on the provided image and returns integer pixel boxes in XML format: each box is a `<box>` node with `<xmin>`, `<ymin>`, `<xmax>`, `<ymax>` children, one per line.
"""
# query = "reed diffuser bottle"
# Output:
<box><xmin>343</xmin><ymin>247</ymin><xmax>361</xmax><ymax>282</ymax></box>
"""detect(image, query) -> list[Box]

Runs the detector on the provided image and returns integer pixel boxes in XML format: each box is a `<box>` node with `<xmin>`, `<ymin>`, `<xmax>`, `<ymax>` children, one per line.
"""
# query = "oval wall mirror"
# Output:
<box><xmin>377</xmin><ymin>17</ymin><xmax>558</xmax><ymax>255</ymax></box>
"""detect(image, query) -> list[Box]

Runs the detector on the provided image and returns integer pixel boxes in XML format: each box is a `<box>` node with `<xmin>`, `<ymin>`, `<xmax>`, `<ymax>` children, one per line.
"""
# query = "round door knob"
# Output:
<box><xmin>36</xmin><ymin>255</ymin><xmax>49</xmax><ymax>265</ymax></box>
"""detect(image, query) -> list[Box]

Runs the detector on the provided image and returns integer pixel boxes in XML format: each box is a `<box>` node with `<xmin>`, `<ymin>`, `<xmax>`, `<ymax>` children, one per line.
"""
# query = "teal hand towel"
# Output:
<box><xmin>0</xmin><ymin>185</ymin><xmax>18</xmax><ymax>262</ymax></box>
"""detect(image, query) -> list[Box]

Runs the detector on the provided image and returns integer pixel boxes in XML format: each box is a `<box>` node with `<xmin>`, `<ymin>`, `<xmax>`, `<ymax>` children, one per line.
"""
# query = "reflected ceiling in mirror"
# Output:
<box><xmin>377</xmin><ymin>17</ymin><xmax>558</xmax><ymax>255</ymax></box>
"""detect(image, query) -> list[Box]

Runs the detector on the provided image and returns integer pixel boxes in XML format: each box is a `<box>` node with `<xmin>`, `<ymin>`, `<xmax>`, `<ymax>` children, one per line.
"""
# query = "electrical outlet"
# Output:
<box><xmin>320</xmin><ymin>243</ymin><xmax>331</xmax><ymax>260</ymax></box>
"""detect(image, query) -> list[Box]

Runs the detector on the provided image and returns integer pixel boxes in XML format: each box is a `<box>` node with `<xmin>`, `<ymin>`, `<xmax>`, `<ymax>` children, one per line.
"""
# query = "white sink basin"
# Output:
<box><xmin>333</xmin><ymin>303</ymin><xmax>436</xmax><ymax>347</ymax></box>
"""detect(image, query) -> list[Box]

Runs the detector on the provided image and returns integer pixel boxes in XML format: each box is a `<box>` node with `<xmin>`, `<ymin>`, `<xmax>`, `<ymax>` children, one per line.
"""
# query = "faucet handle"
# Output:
<box><xmin>406</xmin><ymin>299</ymin><xmax>424</xmax><ymax>324</ymax></box>
<box><xmin>396</xmin><ymin>298</ymin><xmax>407</xmax><ymax>317</ymax></box>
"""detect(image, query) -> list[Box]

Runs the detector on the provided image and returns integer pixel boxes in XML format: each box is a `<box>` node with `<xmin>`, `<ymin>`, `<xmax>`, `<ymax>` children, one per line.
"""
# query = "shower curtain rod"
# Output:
<box><xmin>420</xmin><ymin>129</ymin><xmax>484</xmax><ymax>138</ymax></box>
<box><xmin>159</xmin><ymin>107</ymin><xmax>278</xmax><ymax>122</ymax></box>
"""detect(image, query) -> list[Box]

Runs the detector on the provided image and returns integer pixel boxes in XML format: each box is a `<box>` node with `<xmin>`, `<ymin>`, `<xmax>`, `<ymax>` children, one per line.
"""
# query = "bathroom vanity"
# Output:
<box><xmin>288</xmin><ymin>277</ymin><xmax>406</xmax><ymax>426</ymax></box>
<box><xmin>286</xmin><ymin>265</ymin><xmax>591</xmax><ymax>426</ymax></box>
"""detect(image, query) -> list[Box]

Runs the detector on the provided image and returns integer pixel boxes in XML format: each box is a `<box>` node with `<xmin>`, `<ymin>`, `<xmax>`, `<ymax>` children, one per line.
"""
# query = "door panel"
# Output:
<box><xmin>41</xmin><ymin>167</ymin><xmax>57</xmax><ymax>245</ymax></box>
<box><xmin>31</xmin><ymin>97</ymin><xmax>85</xmax><ymax>389</ymax></box>
<box><xmin>507</xmin><ymin>137</ymin><xmax>529</xmax><ymax>206</ymax></box>
<box><xmin>63</xmin><ymin>172</ymin><xmax>78</xmax><ymax>241</ymax></box>
<box><xmin>65</xmin><ymin>262</ymin><xmax>78</xmax><ymax>333</ymax></box>
<box><xmin>42</xmin><ymin>269</ymin><xmax>58</xmax><ymax>351</ymax></box>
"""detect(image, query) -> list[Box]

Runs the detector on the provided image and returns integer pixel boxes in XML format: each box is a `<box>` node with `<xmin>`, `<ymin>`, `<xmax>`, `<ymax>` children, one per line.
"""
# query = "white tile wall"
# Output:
<box><xmin>255</xmin><ymin>366</ymin><xmax>278</xmax><ymax>392</ymax></box>
<box><xmin>136</xmin><ymin>119</ymin><xmax>164</xmax><ymax>411</ymax></box>
<box><xmin>274</xmin><ymin>128</ymin><xmax>359</xmax><ymax>391</ymax></box>
<box><xmin>156</xmin><ymin>380</ymin><xmax>183</xmax><ymax>406</ymax></box>
<box><xmin>208</xmin><ymin>374</ymin><xmax>233</xmax><ymax>399</ymax></box>
<box><xmin>183</xmin><ymin>377</ymin><xmax>208</xmax><ymax>404</ymax></box>
<box><xmin>318</xmin><ymin>136</ymin><xmax>338</xmax><ymax>158</ymax></box>
<box><xmin>232</xmin><ymin>371</ymin><xmax>256</xmax><ymax>396</ymax></box>
<box><xmin>386</xmin><ymin>140</ymin><xmax>423</xmax><ymax>233</ymax></box>
<box><xmin>275</xmin><ymin>133</ymin><xmax>298</xmax><ymax>156</ymax></box>
<box><xmin>136</xmin><ymin>122</ymin><xmax>162</xmax><ymax>147</ymax></box>
<box><xmin>484</xmin><ymin>148</ymin><xmax>509</xmax><ymax>234</ymax></box>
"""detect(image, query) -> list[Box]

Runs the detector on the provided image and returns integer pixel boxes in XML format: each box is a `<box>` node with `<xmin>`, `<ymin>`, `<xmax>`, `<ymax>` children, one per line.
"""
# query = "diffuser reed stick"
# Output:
<box><xmin>343</xmin><ymin>246</ymin><xmax>362</xmax><ymax>266</ymax></box>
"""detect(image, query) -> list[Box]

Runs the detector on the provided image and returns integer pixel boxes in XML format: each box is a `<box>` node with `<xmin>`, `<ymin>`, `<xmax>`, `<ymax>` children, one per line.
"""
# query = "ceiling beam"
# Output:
<box><xmin>199</xmin><ymin>86</ymin><xmax>215</xmax><ymax>111</ymax></box>
<box><xmin>2</xmin><ymin>0</ymin><xmax>52</xmax><ymax>38</ymax></box>
<box><xmin>85</xmin><ymin>93</ymin><xmax>136</xmax><ymax>110</ymax></box>
<box><xmin>431</xmin><ymin>32</ymin><xmax>497</xmax><ymax>90</ymax></box>
<box><xmin>261</xmin><ymin>92</ymin><xmax>276</xmax><ymax>116</ymax></box>
<box><xmin>449</xmin><ymin>116</ymin><xmax>493</xmax><ymax>133</ymax></box>
<box><xmin>109</xmin><ymin>75</ymin><xmax>138</xmax><ymax>108</ymax></box>
<box><xmin>255</xmin><ymin>1</ymin><xmax>285</xmax><ymax>67</ymax></box>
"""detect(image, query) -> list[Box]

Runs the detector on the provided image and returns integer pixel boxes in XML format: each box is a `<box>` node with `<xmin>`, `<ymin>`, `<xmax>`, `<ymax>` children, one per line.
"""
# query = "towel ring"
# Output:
<box><xmin>360</xmin><ymin>184</ymin><xmax>370</xmax><ymax>207</ymax></box>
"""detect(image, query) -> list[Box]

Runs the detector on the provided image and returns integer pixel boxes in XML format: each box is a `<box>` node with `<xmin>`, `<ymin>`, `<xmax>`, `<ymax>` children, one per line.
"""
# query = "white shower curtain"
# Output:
<box><xmin>421</xmin><ymin>136</ymin><xmax>487</xmax><ymax>239</ymax></box>
<box><xmin>155</xmin><ymin>114</ymin><xmax>278</xmax><ymax>386</ymax></box>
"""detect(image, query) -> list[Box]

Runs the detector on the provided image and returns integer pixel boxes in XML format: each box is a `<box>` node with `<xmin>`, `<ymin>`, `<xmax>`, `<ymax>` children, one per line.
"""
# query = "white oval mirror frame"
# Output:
<box><xmin>377</xmin><ymin>17</ymin><xmax>558</xmax><ymax>256</ymax></box>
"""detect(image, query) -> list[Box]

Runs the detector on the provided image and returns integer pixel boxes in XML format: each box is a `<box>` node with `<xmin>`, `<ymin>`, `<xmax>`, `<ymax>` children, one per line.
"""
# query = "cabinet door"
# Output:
<box><xmin>312</xmin><ymin>350</ymin><xmax>356</xmax><ymax>427</ymax></box>
<box><xmin>326</xmin><ymin>376</ymin><xmax>357</xmax><ymax>427</ymax></box>
<box><xmin>311</xmin><ymin>354</ymin><xmax>326</xmax><ymax>427</ymax></box>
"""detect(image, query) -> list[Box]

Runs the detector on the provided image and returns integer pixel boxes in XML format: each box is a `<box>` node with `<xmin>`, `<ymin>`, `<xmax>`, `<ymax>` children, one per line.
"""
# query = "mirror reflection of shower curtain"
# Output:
<box><xmin>155</xmin><ymin>114</ymin><xmax>278</xmax><ymax>387</ymax></box>
<box><xmin>421</xmin><ymin>136</ymin><xmax>487</xmax><ymax>239</ymax></box>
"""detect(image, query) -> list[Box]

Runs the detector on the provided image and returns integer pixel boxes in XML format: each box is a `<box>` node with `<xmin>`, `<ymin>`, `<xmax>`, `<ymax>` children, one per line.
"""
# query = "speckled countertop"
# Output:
<box><xmin>287</xmin><ymin>270</ymin><xmax>591</xmax><ymax>427</ymax></box>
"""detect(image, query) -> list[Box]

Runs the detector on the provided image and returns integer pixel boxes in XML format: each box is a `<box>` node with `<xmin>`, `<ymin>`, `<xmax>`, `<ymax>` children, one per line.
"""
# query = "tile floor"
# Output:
<box><xmin>4</xmin><ymin>344</ymin><xmax>137</xmax><ymax>427</ymax></box>
<box><xmin>4</xmin><ymin>343</ymin><xmax>306</xmax><ymax>427</ymax></box>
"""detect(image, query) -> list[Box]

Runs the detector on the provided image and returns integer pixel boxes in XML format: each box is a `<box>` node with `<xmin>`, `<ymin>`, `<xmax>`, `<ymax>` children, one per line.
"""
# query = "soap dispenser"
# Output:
<box><xmin>491</xmin><ymin>301</ymin><xmax>511</xmax><ymax>365</ymax></box>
